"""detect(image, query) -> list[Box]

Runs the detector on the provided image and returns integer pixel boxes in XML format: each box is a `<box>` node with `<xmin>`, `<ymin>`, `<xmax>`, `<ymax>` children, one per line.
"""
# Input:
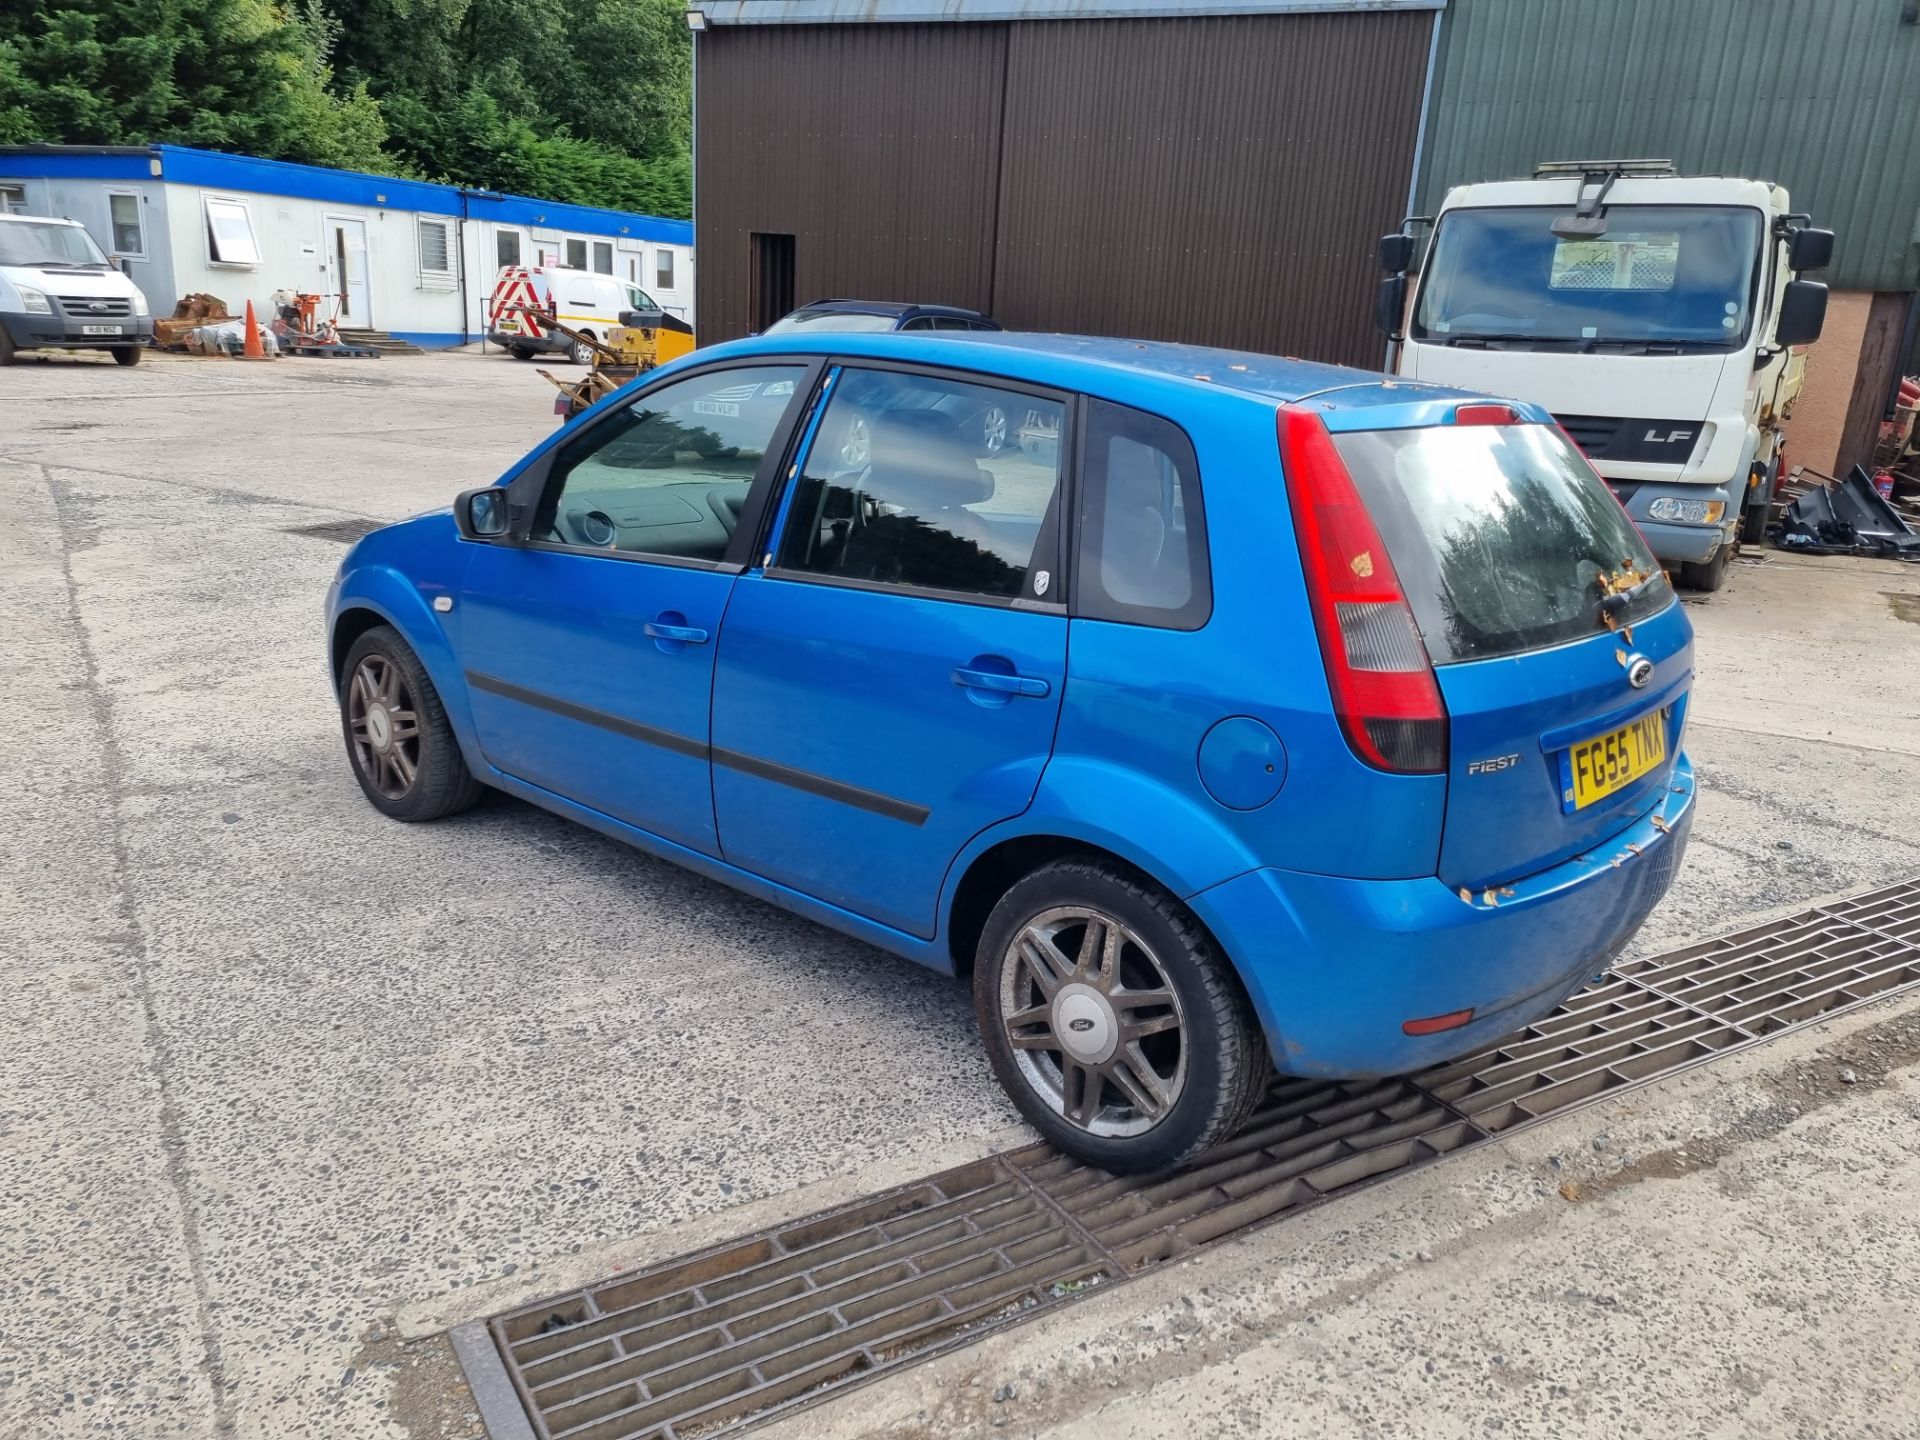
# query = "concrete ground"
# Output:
<box><xmin>0</xmin><ymin>346</ymin><xmax>1917</xmax><ymax>1440</ymax></box>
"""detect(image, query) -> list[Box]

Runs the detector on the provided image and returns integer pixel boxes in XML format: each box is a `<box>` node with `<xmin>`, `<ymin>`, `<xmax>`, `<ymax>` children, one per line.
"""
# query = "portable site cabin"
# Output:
<box><xmin>0</xmin><ymin>144</ymin><xmax>693</xmax><ymax>348</ymax></box>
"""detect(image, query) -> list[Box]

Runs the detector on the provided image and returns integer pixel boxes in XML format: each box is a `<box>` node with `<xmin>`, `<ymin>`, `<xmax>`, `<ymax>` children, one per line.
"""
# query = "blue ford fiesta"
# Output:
<box><xmin>327</xmin><ymin>332</ymin><xmax>1693</xmax><ymax>1173</ymax></box>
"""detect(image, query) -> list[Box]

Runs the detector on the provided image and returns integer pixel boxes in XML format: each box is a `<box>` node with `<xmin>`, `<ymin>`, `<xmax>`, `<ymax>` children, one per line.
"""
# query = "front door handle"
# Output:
<box><xmin>644</xmin><ymin>614</ymin><xmax>709</xmax><ymax>646</ymax></box>
<box><xmin>952</xmin><ymin>666</ymin><xmax>1050</xmax><ymax>699</ymax></box>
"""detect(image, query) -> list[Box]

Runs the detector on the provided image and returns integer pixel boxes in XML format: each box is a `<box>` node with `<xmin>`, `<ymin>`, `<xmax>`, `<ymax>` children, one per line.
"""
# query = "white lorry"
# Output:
<box><xmin>1376</xmin><ymin>160</ymin><xmax>1833</xmax><ymax>589</ymax></box>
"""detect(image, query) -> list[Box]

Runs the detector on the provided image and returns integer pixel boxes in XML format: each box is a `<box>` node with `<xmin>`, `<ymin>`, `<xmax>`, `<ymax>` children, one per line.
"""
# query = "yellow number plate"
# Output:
<box><xmin>1564</xmin><ymin>710</ymin><xmax>1668</xmax><ymax>811</ymax></box>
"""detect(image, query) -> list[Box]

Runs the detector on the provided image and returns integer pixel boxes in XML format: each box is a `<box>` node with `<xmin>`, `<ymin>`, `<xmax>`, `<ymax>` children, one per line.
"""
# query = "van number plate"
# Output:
<box><xmin>1562</xmin><ymin>709</ymin><xmax>1668</xmax><ymax>811</ymax></box>
<box><xmin>81</xmin><ymin>324</ymin><xmax>123</xmax><ymax>335</ymax></box>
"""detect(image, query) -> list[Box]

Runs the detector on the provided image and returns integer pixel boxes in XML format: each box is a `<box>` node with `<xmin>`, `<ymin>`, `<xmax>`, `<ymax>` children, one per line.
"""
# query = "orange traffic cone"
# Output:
<box><xmin>238</xmin><ymin>299</ymin><xmax>270</xmax><ymax>361</ymax></box>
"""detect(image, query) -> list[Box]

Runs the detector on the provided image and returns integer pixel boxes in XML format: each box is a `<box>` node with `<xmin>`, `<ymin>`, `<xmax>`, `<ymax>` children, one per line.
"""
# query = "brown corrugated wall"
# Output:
<box><xmin>695</xmin><ymin>13</ymin><xmax>1433</xmax><ymax>367</ymax></box>
<box><xmin>694</xmin><ymin>23</ymin><xmax>1008</xmax><ymax>343</ymax></box>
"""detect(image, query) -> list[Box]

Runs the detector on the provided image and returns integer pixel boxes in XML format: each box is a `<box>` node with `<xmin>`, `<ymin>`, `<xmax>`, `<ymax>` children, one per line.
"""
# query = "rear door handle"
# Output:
<box><xmin>644</xmin><ymin>620</ymin><xmax>709</xmax><ymax>644</ymax></box>
<box><xmin>952</xmin><ymin>666</ymin><xmax>1050</xmax><ymax>698</ymax></box>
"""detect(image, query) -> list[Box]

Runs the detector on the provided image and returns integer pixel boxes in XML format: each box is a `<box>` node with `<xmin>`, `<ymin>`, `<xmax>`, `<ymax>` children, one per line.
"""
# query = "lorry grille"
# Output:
<box><xmin>1554</xmin><ymin>414</ymin><xmax>1703</xmax><ymax>467</ymax></box>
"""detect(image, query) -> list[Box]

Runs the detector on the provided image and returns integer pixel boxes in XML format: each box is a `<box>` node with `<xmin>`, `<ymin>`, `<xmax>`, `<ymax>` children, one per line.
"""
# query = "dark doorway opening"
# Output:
<box><xmin>750</xmin><ymin>232</ymin><xmax>796</xmax><ymax>332</ymax></box>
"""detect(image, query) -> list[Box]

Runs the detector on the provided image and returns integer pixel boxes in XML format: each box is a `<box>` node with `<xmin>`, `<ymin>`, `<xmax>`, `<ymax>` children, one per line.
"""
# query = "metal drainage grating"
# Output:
<box><xmin>286</xmin><ymin>517</ymin><xmax>384</xmax><ymax>544</ymax></box>
<box><xmin>481</xmin><ymin>878</ymin><xmax>1920</xmax><ymax>1440</ymax></box>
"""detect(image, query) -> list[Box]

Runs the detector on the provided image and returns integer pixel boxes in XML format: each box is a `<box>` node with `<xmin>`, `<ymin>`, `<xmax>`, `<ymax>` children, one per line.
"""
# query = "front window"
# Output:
<box><xmin>592</xmin><ymin>241</ymin><xmax>613</xmax><ymax>275</ymax></box>
<box><xmin>656</xmin><ymin>248</ymin><xmax>675</xmax><ymax>289</ymax></box>
<box><xmin>496</xmin><ymin>229</ymin><xmax>521</xmax><ymax>269</ymax></box>
<box><xmin>764</xmin><ymin>309</ymin><xmax>898</xmax><ymax>335</ymax></box>
<box><xmin>535</xmin><ymin>365</ymin><xmax>805</xmax><ymax>563</ymax></box>
<box><xmin>565</xmin><ymin>238</ymin><xmax>587</xmax><ymax>269</ymax></box>
<box><xmin>1413</xmin><ymin>205</ymin><xmax>1764</xmax><ymax>350</ymax></box>
<box><xmin>1332</xmin><ymin>422</ymin><xmax>1672</xmax><ymax>664</ymax></box>
<box><xmin>0</xmin><ymin>219</ymin><xmax>108</xmax><ymax>267</ymax></box>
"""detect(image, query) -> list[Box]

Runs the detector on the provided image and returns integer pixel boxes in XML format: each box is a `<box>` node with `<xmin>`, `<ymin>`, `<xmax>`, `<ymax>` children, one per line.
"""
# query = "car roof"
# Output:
<box><xmin>695</xmin><ymin>329</ymin><xmax>1523</xmax><ymax>426</ymax></box>
<box><xmin>0</xmin><ymin>212</ymin><xmax>82</xmax><ymax>226</ymax></box>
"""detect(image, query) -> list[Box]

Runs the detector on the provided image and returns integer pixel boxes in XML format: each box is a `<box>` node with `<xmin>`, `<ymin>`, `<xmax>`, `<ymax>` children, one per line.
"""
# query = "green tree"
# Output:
<box><xmin>0</xmin><ymin>0</ymin><xmax>694</xmax><ymax>216</ymax></box>
<box><xmin>0</xmin><ymin>0</ymin><xmax>383</xmax><ymax>163</ymax></box>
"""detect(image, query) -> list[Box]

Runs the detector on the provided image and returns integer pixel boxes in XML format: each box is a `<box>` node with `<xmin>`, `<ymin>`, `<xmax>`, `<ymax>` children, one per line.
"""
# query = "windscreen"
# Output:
<box><xmin>1412</xmin><ymin>205</ymin><xmax>1763</xmax><ymax>348</ymax></box>
<box><xmin>0</xmin><ymin>221</ymin><xmax>108</xmax><ymax>267</ymax></box>
<box><xmin>764</xmin><ymin>310</ymin><xmax>897</xmax><ymax>334</ymax></box>
<box><xmin>1333</xmin><ymin>424</ymin><xmax>1673</xmax><ymax>664</ymax></box>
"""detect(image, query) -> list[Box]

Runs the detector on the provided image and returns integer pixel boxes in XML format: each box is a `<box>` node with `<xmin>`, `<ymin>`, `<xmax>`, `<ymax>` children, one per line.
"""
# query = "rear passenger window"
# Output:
<box><xmin>776</xmin><ymin>367</ymin><xmax>1065</xmax><ymax>603</ymax></box>
<box><xmin>534</xmin><ymin>366</ymin><xmax>804</xmax><ymax>562</ymax></box>
<box><xmin>1075</xmin><ymin>400</ymin><xmax>1211</xmax><ymax>629</ymax></box>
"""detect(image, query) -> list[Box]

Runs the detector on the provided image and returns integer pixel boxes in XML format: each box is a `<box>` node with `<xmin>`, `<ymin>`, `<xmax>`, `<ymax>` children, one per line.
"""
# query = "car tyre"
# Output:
<box><xmin>339</xmin><ymin>625</ymin><xmax>485</xmax><ymax>822</ymax></box>
<box><xmin>568</xmin><ymin>334</ymin><xmax>596</xmax><ymax>366</ymax></box>
<box><xmin>0</xmin><ymin>328</ymin><xmax>15</xmax><ymax>366</ymax></box>
<box><xmin>974</xmin><ymin>859</ymin><xmax>1269</xmax><ymax>1174</ymax></box>
<box><xmin>508</xmin><ymin>345</ymin><xmax>536</xmax><ymax>361</ymax></box>
<box><xmin>111</xmin><ymin>345</ymin><xmax>142</xmax><ymax>366</ymax></box>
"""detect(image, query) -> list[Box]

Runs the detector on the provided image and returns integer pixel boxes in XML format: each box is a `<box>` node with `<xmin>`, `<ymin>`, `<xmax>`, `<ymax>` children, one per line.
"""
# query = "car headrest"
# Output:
<box><xmin>865</xmin><ymin>409</ymin><xmax>994</xmax><ymax>510</ymax></box>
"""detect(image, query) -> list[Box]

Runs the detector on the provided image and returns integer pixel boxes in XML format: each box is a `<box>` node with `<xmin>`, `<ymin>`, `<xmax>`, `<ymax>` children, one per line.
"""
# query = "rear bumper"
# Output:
<box><xmin>2</xmin><ymin>310</ymin><xmax>152</xmax><ymax>349</ymax></box>
<box><xmin>488</xmin><ymin>329</ymin><xmax>564</xmax><ymax>354</ymax></box>
<box><xmin>1190</xmin><ymin>752</ymin><xmax>1695</xmax><ymax>1079</ymax></box>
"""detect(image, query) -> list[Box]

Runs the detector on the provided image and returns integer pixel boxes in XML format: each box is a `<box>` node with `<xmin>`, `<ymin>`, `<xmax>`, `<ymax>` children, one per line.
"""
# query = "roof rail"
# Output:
<box><xmin>1533</xmin><ymin>158</ymin><xmax>1676</xmax><ymax>178</ymax></box>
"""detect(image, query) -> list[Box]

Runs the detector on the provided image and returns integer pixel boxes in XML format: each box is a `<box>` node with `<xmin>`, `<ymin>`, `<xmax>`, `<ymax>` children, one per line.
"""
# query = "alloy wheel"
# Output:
<box><xmin>347</xmin><ymin>654</ymin><xmax>422</xmax><ymax>800</ymax></box>
<box><xmin>839</xmin><ymin>414</ymin><xmax>872</xmax><ymax>468</ymax></box>
<box><xmin>981</xmin><ymin>404</ymin><xmax>1009</xmax><ymax>455</ymax></box>
<box><xmin>999</xmin><ymin>906</ymin><xmax>1188</xmax><ymax>1138</ymax></box>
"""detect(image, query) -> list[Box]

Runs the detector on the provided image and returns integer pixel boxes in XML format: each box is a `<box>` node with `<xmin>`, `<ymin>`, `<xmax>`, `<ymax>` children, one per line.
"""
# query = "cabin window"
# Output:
<box><xmin>108</xmin><ymin>192</ymin><xmax>145</xmax><ymax>257</ymax></box>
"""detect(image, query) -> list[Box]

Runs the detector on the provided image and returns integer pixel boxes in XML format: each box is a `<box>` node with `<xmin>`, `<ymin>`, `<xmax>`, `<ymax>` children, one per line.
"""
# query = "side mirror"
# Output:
<box><xmin>1374</xmin><ymin>273</ymin><xmax>1408</xmax><ymax>338</ymax></box>
<box><xmin>1774</xmin><ymin>279</ymin><xmax>1828</xmax><ymax>348</ymax></box>
<box><xmin>1378</xmin><ymin>232</ymin><xmax>1415</xmax><ymax>273</ymax></box>
<box><xmin>455</xmin><ymin>486</ymin><xmax>513</xmax><ymax>540</ymax></box>
<box><xmin>1788</xmin><ymin>226</ymin><xmax>1834</xmax><ymax>272</ymax></box>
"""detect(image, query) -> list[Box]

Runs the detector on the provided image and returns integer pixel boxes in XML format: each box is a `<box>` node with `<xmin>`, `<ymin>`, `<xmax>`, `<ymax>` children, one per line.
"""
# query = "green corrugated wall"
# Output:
<box><xmin>1418</xmin><ymin>0</ymin><xmax>1920</xmax><ymax>295</ymax></box>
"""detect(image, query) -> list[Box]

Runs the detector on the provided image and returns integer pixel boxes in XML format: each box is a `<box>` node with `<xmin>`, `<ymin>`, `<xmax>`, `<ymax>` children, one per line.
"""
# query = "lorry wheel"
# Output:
<box><xmin>111</xmin><ymin>345</ymin><xmax>142</xmax><ymax>367</ymax></box>
<box><xmin>1740</xmin><ymin>494</ymin><xmax>1770</xmax><ymax>545</ymax></box>
<box><xmin>1680</xmin><ymin>542</ymin><xmax>1731</xmax><ymax>593</ymax></box>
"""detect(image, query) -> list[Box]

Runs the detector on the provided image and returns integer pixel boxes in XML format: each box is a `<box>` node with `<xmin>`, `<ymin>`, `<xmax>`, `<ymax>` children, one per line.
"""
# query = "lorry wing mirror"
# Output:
<box><xmin>1774</xmin><ymin>279</ymin><xmax>1828</xmax><ymax>348</ymax></box>
<box><xmin>1788</xmin><ymin>226</ymin><xmax>1834</xmax><ymax>272</ymax></box>
<box><xmin>1378</xmin><ymin>232</ymin><xmax>1415</xmax><ymax>273</ymax></box>
<box><xmin>1375</xmin><ymin>274</ymin><xmax>1408</xmax><ymax>339</ymax></box>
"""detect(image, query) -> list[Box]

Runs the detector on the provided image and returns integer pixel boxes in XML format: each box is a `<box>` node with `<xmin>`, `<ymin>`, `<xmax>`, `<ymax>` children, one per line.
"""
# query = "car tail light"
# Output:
<box><xmin>1278</xmin><ymin>408</ymin><xmax>1447</xmax><ymax>774</ymax></box>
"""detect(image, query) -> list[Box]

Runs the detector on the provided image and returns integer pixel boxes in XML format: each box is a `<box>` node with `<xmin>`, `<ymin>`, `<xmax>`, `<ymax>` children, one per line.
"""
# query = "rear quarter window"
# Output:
<box><xmin>1332</xmin><ymin>423</ymin><xmax>1672</xmax><ymax>663</ymax></box>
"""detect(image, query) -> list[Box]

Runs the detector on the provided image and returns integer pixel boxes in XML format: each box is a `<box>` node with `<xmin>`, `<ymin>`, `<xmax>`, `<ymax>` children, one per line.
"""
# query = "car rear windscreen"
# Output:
<box><xmin>1332</xmin><ymin>423</ymin><xmax>1672</xmax><ymax>664</ymax></box>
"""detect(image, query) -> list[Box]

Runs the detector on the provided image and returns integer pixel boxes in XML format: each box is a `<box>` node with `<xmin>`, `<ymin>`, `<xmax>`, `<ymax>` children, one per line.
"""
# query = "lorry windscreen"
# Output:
<box><xmin>1412</xmin><ymin>205</ymin><xmax>1763</xmax><ymax>349</ymax></box>
<box><xmin>0</xmin><ymin>220</ymin><xmax>110</xmax><ymax>268</ymax></box>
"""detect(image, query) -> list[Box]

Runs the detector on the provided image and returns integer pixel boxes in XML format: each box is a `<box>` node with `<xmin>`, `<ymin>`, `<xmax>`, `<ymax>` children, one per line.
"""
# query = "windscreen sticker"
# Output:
<box><xmin>1549</xmin><ymin>233</ymin><xmax>1679</xmax><ymax>292</ymax></box>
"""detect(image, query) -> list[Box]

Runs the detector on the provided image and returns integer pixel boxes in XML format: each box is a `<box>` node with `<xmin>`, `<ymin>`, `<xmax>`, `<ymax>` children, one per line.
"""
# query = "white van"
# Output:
<box><xmin>0</xmin><ymin>213</ymin><xmax>153</xmax><ymax>365</ymax></box>
<box><xmin>486</xmin><ymin>265</ymin><xmax>671</xmax><ymax>363</ymax></box>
